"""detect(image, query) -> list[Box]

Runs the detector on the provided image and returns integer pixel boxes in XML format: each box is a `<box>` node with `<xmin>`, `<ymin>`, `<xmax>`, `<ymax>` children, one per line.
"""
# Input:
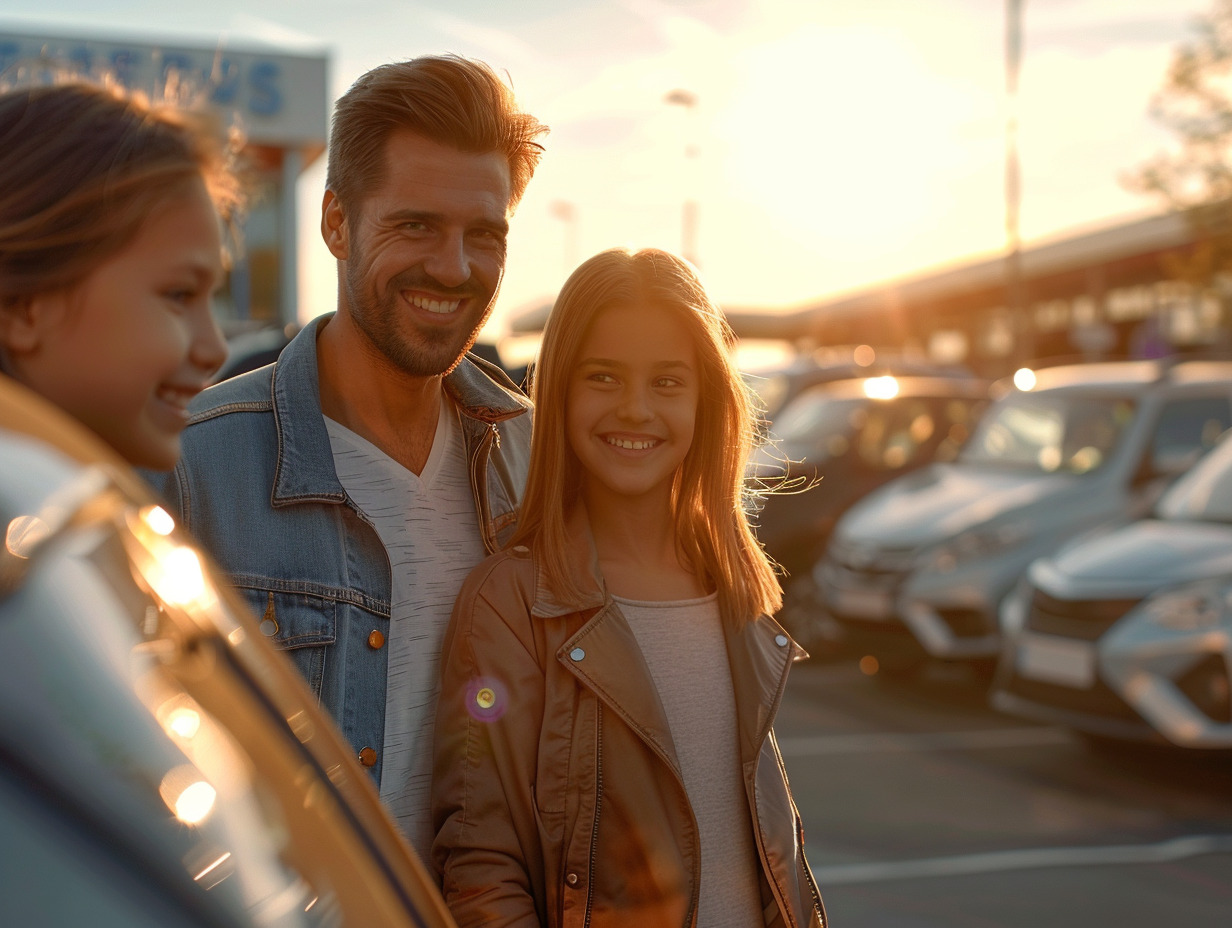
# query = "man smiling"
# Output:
<box><xmin>146</xmin><ymin>56</ymin><xmax>547</xmax><ymax>859</ymax></box>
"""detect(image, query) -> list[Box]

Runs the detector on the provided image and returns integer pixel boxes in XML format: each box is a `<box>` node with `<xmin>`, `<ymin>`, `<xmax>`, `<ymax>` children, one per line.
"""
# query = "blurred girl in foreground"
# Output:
<box><xmin>432</xmin><ymin>247</ymin><xmax>826</xmax><ymax>928</ymax></box>
<box><xmin>0</xmin><ymin>76</ymin><xmax>238</xmax><ymax>468</ymax></box>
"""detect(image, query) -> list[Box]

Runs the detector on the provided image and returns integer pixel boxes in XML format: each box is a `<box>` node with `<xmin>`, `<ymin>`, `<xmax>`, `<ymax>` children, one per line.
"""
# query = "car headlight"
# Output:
<box><xmin>1140</xmin><ymin>579</ymin><xmax>1232</xmax><ymax>632</ymax></box>
<box><xmin>923</xmin><ymin>519</ymin><xmax>1033</xmax><ymax>572</ymax></box>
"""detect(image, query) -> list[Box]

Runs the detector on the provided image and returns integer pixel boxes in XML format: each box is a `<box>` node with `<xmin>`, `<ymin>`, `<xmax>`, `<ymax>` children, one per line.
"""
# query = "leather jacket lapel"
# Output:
<box><xmin>558</xmin><ymin>602</ymin><xmax>684</xmax><ymax>779</ymax></box>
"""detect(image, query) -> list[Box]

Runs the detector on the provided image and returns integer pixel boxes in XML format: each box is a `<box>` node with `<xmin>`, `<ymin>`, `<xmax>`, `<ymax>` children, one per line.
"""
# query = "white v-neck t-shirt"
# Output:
<box><xmin>325</xmin><ymin>398</ymin><xmax>483</xmax><ymax>858</ymax></box>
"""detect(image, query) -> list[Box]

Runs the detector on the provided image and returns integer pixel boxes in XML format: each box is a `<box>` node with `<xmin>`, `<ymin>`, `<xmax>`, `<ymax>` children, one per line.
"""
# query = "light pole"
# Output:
<box><xmin>664</xmin><ymin>88</ymin><xmax>699</xmax><ymax>266</ymax></box>
<box><xmin>1005</xmin><ymin>0</ymin><xmax>1032</xmax><ymax>364</ymax></box>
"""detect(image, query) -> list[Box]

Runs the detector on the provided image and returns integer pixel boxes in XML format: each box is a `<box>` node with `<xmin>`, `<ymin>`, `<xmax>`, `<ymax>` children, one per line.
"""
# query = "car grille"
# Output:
<box><xmin>826</xmin><ymin>540</ymin><xmax>917</xmax><ymax>578</ymax></box>
<box><xmin>1002</xmin><ymin>672</ymin><xmax>1143</xmax><ymax>724</ymax></box>
<box><xmin>1024</xmin><ymin>589</ymin><xmax>1142</xmax><ymax>641</ymax></box>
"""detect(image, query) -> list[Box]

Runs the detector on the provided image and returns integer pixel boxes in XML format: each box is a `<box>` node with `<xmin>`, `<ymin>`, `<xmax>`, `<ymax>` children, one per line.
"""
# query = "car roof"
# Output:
<box><xmin>791</xmin><ymin>373</ymin><xmax>990</xmax><ymax>403</ymax></box>
<box><xmin>1006</xmin><ymin>359</ymin><xmax>1232</xmax><ymax>397</ymax></box>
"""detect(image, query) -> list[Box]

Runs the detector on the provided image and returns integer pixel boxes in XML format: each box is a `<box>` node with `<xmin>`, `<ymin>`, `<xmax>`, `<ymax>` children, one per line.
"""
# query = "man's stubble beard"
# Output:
<box><xmin>343</xmin><ymin>260</ymin><xmax>501</xmax><ymax>379</ymax></box>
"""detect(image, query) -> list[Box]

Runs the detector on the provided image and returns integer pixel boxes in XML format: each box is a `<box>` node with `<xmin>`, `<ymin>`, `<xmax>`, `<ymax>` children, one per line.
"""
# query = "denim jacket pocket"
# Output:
<box><xmin>238</xmin><ymin>586</ymin><xmax>338</xmax><ymax>697</ymax></box>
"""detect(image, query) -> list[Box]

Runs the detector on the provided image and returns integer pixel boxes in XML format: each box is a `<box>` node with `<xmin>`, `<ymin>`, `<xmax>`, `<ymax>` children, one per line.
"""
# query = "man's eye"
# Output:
<box><xmin>475</xmin><ymin>228</ymin><xmax>507</xmax><ymax>246</ymax></box>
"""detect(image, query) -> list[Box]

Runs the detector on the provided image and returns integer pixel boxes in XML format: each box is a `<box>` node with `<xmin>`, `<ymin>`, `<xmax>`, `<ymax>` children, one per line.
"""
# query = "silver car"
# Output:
<box><xmin>993</xmin><ymin>428</ymin><xmax>1232</xmax><ymax>749</ymax></box>
<box><xmin>816</xmin><ymin>359</ymin><xmax>1232</xmax><ymax>671</ymax></box>
<box><xmin>0</xmin><ymin>378</ymin><xmax>455</xmax><ymax>927</ymax></box>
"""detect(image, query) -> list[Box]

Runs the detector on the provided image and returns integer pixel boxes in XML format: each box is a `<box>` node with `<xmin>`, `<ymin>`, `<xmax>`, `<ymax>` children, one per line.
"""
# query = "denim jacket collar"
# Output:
<box><xmin>269</xmin><ymin>313</ymin><xmax>531</xmax><ymax>507</ymax></box>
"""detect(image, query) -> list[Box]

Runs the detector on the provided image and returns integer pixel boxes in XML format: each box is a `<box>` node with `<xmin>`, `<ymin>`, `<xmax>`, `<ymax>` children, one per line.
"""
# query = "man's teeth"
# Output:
<box><xmin>607</xmin><ymin>437</ymin><xmax>656</xmax><ymax>450</ymax></box>
<box><xmin>411</xmin><ymin>294</ymin><xmax>461</xmax><ymax>314</ymax></box>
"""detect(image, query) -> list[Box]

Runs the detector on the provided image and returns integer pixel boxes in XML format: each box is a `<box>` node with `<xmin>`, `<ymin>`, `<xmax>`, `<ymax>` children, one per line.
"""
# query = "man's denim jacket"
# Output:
<box><xmin>144</xmin><ymin>315</ymin><xmax>532</xmax><ymax>785</ymax></box>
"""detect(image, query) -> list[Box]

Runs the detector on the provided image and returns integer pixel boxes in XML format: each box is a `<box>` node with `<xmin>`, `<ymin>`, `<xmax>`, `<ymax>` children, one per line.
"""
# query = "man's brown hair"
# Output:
<box><xmin>325</xmin><ymin>55</ymin><xmax>547</xmax><ymax>215</ymax></box>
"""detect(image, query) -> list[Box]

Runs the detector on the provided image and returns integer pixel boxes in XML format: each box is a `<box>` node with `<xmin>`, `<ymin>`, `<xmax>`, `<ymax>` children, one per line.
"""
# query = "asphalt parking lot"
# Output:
<box><xmin>777</xmin><ymin>657</ymin><xmax>1232</xmax><ymax>927</ymax></box>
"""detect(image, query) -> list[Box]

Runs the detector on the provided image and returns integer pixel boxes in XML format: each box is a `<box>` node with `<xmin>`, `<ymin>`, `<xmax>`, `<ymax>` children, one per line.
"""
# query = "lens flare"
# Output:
<box><xmin>466</xmin><ymin>677</ymin><xmax>508</xmax><ymax>722</ymax></box>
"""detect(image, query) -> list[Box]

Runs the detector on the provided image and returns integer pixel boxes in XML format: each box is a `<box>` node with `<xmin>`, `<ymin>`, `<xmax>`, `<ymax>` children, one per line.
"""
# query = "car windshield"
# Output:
<box><xmin>1156</xmin><ymin>434</ymin><xmax>1232</xmax><ymax>523</ymax></box>
<box><xmin>772</xmin><ymin>394</ymin><xmax>866</xmax><ymax>444</ymax></box>
<box><xmin>768</xmin><ymin>386</ymin><xmax>982</xmax><ymax>471</ymax></box>
<box><xmin>958</xmin><ymin>393</ymin><xmax>1135</xmax><ymax>474</ymax></box>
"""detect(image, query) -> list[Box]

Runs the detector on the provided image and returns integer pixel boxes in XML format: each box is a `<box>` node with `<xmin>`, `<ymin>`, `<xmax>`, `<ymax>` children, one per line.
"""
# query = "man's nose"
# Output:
<box><xmin>422</xmin><ymin>233</ymin><xmax>471</xmax><ymax>289</ymax></box>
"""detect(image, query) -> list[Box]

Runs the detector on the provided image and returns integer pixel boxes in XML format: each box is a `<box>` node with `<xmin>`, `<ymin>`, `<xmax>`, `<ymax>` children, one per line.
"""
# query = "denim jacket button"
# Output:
<box><xmin>358</xmin><ymin>747</ymin><xmax>378</xmax><ymax>767</ymax></box>
<box><xmin>367</xmin><ymin>630</ymin><xmax>385</xmax><ymax>650</ymax></box>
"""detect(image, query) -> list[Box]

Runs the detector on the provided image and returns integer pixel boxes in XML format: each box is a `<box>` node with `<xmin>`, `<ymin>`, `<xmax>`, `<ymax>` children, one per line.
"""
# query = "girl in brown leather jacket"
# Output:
<box><xmin>432</xmin><ymin>248</ymin><xmax>826</xmax><ymax>928</ymax></box>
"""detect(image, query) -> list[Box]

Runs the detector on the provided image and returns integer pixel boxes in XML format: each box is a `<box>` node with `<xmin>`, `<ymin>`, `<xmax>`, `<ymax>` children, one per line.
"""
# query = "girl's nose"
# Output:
<box><xmin>617</xmin><ymin>385</ymin><xmax>653</xmax><ymax>421</ymax></box>
<box><xmin>191</xmin><ymin>309</ymin><xmax>228</xmax><ymax>378</ymax></box>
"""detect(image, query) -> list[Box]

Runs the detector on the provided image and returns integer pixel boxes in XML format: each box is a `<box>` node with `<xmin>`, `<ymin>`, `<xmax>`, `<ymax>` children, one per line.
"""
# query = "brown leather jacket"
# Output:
<box><xmin>431</xmin><ymin>516</ymin><xmax>826</xmax><ymax>928</ymax></box>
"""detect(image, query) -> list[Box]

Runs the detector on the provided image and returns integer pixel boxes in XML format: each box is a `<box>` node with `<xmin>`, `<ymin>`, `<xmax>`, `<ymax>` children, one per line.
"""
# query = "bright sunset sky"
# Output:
<box><xmin>0</xmin><ymin>0</ymin><xmax>1212</xmax><ymax>348</ymax></box>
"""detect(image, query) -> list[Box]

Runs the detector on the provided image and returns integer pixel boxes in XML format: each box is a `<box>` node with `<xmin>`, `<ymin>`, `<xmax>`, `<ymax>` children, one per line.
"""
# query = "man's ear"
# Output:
<box><xmin>321</xmin><ymin>190</ymin><xmax>349</xmax><ymax>260</ymax></box>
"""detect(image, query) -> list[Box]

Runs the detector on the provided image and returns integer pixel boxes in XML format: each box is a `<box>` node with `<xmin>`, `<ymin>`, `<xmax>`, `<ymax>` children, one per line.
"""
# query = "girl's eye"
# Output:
<box><xmin>164</xmin><ymin>289</ymin><xmax>195</xmax><ymax>307</ymax></box>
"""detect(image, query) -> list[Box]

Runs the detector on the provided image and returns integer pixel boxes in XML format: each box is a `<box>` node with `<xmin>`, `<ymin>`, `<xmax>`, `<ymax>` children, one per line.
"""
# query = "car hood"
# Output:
<box><xmin>1045</xmin><ymin>518</ymin><xmax>1232</xmax><ymax>587</ymax></box>
<box><xmin>837</xmin><ymin>463</ymin><xmax>1087</xmax><ymax>547</ymax></box>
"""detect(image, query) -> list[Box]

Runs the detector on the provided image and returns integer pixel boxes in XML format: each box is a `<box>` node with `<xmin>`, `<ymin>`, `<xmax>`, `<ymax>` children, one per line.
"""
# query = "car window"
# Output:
<box><xmin>1147</xmin><ymin>395</ymin><xmax>1231</xmax><ymax>473</ymax></box>
<box><xmin>959</xmin><ymin>394</ymin><xmax>1135</xmax><ymax>474</ymax></box>
<box><xmin>771</xmin><ymin>393</ymin><xmax>865</xmax><ymax>445</ymax></box>
<box><xmin>1157</xmin><ymin>430</ymin><xmax>1232</xmax><ymax>522</ymax></box>
<box><xmin>854</xmin><ymin>396</ymin><xmax>983</xmax><ymax>470</ymax></box>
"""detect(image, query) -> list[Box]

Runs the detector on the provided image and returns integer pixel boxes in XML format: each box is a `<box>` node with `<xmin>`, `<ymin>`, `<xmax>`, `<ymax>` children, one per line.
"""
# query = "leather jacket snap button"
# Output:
<box><xmin>569</xmin><ymin>647</ymin><xmax>585</xmax><ymax>662</ymax></box>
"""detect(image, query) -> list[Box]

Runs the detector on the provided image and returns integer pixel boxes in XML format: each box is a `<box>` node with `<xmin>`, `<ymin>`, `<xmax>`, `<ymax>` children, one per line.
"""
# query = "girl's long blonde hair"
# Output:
<box><xmin>511</xmin><ymin>247</ymin><xmax>781</xmax><ymax>624</ymax></box>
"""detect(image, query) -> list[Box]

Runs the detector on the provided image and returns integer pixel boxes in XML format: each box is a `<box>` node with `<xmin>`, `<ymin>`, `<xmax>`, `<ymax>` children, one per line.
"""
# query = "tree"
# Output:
<box><xmin>1127</xmin><ymin>0</ymin><xmax>1232</xmax><ymax>289</ymax></box>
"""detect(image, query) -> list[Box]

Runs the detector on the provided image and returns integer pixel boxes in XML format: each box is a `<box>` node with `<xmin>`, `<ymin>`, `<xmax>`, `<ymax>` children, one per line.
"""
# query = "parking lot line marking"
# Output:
<box><xmin>811</xmin><ymin>833</ymin><xmax>1232</xmax><ymax>885</ymax></box>
<box><xmin>778</xmin><ymin>727</ymin><xmax>1073</xmax><ymax>757</ymax></box>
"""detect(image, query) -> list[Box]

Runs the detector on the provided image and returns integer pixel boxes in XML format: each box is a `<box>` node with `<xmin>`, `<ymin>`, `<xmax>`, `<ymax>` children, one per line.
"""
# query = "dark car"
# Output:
<box><xmin>751</xmin><ymin>373</ymin><xmax>990</xmax><ymax>648</ymax></box>
<box><xmin>0</xmin><ymin>376</ymin><xmax>455</xmax><ymax>927</ymax></box>
<box><xmin>744</xmin><ymin>349</ymin><xmax>976</xmax><ymax>422</ymax></box>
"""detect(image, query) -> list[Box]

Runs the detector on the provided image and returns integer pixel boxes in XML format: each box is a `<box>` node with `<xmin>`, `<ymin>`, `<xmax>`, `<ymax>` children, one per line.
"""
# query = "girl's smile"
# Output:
<box><xmin>566</xmin><ymin>302</ymin><xmax>699</xmax><ymax>507</ymax></box>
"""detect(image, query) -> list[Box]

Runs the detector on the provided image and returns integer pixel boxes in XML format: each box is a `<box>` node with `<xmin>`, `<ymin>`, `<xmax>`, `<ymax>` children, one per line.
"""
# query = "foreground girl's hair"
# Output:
<box><xmin>513</xmin><ymin>247</ymin><xmax>782</xmax><ymax>623</ymax></box>
<box><xmin>0</xmin><ymin>77</ymin><xmax>243</xmax><ymax>313</ymax></box>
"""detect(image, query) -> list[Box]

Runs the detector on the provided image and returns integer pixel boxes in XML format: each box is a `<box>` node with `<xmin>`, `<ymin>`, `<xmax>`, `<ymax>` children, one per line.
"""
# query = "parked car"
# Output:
<box><xmin>991</xmin><ymin>427</ymin><xmax>1232</xmax><ymax>749</ymax></box>
<box><xmin>815</xmin><ymin>359</ymin><xmax>1232</xmax><ymax>673</ymax></box>
<box><xmin>749</xmin><ymin>373</ymin><xmax>989</xmax><ymax>647</ymax></box>
<box><xmin>745</xmin><ymin>349</ymin><xmax>975</xmax><ymax>422</ymax></box>
<box><xmin>0</xmin><ymin>376</ymin><xmax>455</xmax><ymax>927</ymax></box>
